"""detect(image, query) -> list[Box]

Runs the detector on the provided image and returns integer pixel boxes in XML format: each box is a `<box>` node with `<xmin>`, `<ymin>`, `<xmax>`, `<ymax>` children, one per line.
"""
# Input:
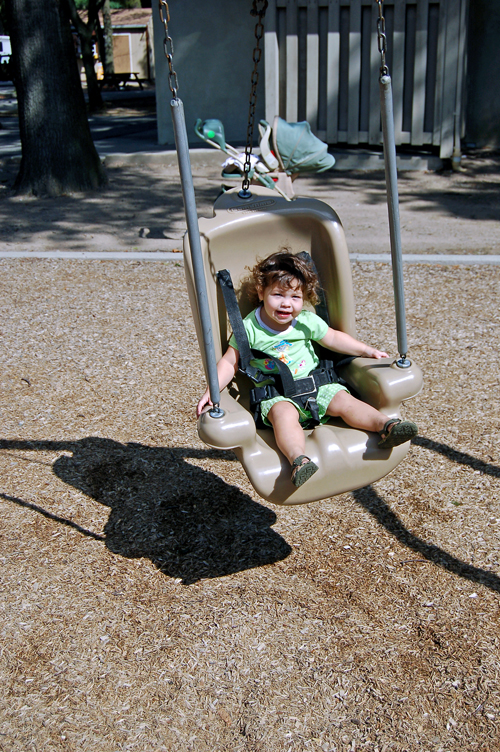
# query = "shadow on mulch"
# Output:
<box><xmin>1</xmin><ymin>435</ymin><xmax>499</xmax><ymax>591</ymax></box>
<box><xmin>352</xmin><ymin>435</ymin><xmax>500</xmax><ymax>594</ymax></box>
<box><xmin>0</xmin><ymin>437</ymin><xmax>292</xmax><ymax>585</ymax></box>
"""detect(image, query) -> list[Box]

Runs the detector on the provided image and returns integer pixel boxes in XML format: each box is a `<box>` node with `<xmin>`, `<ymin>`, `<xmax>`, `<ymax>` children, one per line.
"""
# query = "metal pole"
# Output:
<box><xmin>170</xmin><ymin>97</ymin><xmax>224</xmax><ymax>416</ymax></box>
<box><xmin>379</xmin><ymin>74</ymin><xmax>410</xmax><ymax>368</ymax></box>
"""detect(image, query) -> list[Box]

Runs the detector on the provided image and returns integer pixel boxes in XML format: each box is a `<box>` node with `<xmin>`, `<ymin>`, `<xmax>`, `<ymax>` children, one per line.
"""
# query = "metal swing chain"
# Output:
<box><xmin>158</xmin><ymin>0</ymin><xmax>179</xmax><ymax>98</ymax></box>
<box><xmin>240</xmin><ymin>0</ymin><xmax>269</xmax><ymax>198</ymax></box>
<box><xmin>376</xmin><ymin>0</ymin><xmax>389</xmax><ymax>77</ymax></box>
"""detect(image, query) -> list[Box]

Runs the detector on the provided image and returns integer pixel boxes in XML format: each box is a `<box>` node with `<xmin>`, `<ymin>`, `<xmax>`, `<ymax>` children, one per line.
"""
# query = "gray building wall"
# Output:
<box><xmin>465</xmin><ymin>0</ymin><xmax>500</xmax><ymax>149</ymax></box>
<box><xmin>154</xmin><ymin>0</ymin><xmax>500</xmax><ymax>153</ymax></box>
<box><xmin>154</xmin><ymin>0</ymin><xmax>265</xmax><ymax>148</ymax></box>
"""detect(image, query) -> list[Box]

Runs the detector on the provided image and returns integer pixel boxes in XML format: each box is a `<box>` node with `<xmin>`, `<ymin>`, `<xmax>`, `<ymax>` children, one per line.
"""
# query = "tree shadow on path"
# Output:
<box><xmin>302</xmin><ymin>153</ymin><xmax>500</xmax><ymax>222</ymax></box>
<box><xmin>0</xmin><ymin>164</ymin><xmax>221</xmax><ymax>250</ymax></box>
<box><xmin>0</xmin><ymin>437</ymin><xmax>291</xmax><ymax>585</ymax></box>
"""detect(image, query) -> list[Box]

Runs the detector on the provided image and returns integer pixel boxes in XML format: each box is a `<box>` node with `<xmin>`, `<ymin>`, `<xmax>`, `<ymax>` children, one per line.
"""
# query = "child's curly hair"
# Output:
<box><xmin>246</xmin><ymin>249</ymin><xmax>320</xmax><ymax>307</ymax></box>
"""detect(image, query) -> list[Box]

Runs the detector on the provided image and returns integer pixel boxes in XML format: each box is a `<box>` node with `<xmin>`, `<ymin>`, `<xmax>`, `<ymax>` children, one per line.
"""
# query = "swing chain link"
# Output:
<box><xmin>241</xmin><ymin>0</ymin><xmax>268</xmax><ymax>197</ymax></box>
<box><xmin>158</xmin><ymin>0</ymin><xmax>179</xmax><ymax>98</ymax></box>
<box><xmin>375</xmin><ymin>0</ymin><xmax>389</xmax><ymax>77</ymax></box>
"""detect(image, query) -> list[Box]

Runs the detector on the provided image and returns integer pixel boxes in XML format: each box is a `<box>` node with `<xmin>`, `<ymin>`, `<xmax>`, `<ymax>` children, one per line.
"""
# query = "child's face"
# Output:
<box><xmin>257</xmin><ymin>279</ymin><xmax>304</xmax><ymax>331</ymax></box>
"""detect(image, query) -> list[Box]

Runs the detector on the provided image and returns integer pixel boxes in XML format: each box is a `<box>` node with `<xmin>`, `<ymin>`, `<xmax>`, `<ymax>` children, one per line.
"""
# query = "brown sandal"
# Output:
<box><xmin>291</xmin><ymin>455</ymin><xmax>319</xmax><ymax>488</ymax></box>
<box><xmin>378</xmin><ymin>418</ymin><xmax>418</xmax><ymax>448</ymax></box>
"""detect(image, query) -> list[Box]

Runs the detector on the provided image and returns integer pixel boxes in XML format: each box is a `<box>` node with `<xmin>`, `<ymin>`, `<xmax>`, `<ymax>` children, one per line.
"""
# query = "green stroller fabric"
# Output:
<box><xmin>272</xmin><ymin>116</ymin><xmax>335</xmax><ymax>173</ymax></box>
<box><xmin>194</xmin><ymin>118</ymin><xmax>228</xmax><ymax>151</ymax></box>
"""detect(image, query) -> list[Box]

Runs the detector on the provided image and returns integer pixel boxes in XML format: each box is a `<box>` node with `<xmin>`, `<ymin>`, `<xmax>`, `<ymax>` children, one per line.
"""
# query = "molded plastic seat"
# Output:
<box><xmin>183</xmin><ymin>186</ymin><xmax>423</xmax><ymax>505</ymax></box>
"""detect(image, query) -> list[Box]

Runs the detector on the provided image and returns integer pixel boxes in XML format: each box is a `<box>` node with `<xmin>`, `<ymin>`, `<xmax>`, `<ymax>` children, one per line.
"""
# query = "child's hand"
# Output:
<box><xmin>196</xmin><ymin>390</ymin><xmax>212</xmax><ymax>418</ymax></box>
<box><xmin>366</xmin><ymin>346</ymin><xmax>388</xmax><ymax>359</ymax></box>
<box><xmin>195</xmin><ymin>347</ymin><xmax>239</xmax><ymax>418</ymax></box>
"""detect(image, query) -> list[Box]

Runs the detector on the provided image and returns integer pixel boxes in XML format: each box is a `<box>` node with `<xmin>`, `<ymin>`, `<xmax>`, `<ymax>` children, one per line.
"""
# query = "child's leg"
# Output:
<box><xmin>267</xmin><ymin>400</ymin><xmax>319</xmax><ymax>487</ymax></box>
<box><xmin>266</xmin><ymin>400</ymin><xmax>305</xmax><ymax>464</ymax></box>
<box><xmin>326</xmin><ymin>389</ymin><xmax>388</xmax><ymax>432</ymax></box>
<box><xmin>326</xmin><ymin>390</ymin><xmax>418</xmax><ymax>446</ymax></box>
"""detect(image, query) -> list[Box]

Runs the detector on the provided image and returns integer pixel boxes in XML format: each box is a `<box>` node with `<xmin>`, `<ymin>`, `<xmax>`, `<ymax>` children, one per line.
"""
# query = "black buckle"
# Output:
<box><xmin>292</xmin><ymin>375</ymin><xmax>317</xmax><ymax>398</ymax></box>
<box><xmin>250</xmin><ymin>385</ymin><xmax>269</xmax><ymax>401</ymax></box>
<box><xmin>242</xmin><ymin>365</ymin><xmax>270</xmax><ymax>384</ymax></box>
<box><xmin>305</xmin><ymin>396</ymin><xmax>320</xmax><ymax>423</ymax></box>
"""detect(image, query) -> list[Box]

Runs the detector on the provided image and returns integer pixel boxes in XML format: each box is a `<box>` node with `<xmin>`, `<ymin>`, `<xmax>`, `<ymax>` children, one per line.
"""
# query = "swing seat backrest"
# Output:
<box><xmin>184</xmin><ymin>186</ymin><xmax>422</xmax><ymax>505</ymax></box>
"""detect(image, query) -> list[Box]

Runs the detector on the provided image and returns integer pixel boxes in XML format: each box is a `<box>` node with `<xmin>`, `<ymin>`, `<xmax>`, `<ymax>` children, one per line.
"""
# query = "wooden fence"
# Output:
<box><xmin>264</xmin><ymin>0</ymin><xmax>468</xmax><ymax>158</ymax></box>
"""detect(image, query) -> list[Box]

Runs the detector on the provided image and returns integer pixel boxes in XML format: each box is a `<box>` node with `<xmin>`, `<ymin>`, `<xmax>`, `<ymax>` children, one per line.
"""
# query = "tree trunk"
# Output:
<box><xmin>78</xmin><ymin>18</ymin><xmax>104</xmax><ymax>112</ymax></box>
<box><xmin>102</xmin><ymin>0</ymin><xmax>115</xmax><ymax>76</ymax></box>
<box><xmin>8</xmin><ymin>0</ymin><xmax>107</xmax><ymax>196</ymax></box>
<box><xmin>64</xmin><ymin>0</ymin><xmax>104</xmax><ymax>112</ymax></box>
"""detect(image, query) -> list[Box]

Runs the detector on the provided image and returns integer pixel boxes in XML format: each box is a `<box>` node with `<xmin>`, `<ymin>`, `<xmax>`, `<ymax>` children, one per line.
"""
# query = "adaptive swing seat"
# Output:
<box><xmin>184</xmin><ymin>185</ymin><xmax>423</xmax><ymax>505</ymax></box>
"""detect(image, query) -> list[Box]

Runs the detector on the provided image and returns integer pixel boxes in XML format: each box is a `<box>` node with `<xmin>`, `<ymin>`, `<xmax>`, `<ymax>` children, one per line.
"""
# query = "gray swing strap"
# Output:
<box><xmin>377</xmin><ymin>0</ymin><xmax>410</xmax><ymax>369</ymax></box>
<box><xmin>158</xmin><ymin>0</ymin><xmax>223</xmax><ymax>418</ymax></box>
<box><xmin>171</xmin><ymin>99</ymin><xmax>224</xmax><ymax>416</ymax></box>
<box><xmin>379</xmin><ymin>77</ymin><xmax>409</xmax><ymax>368</ymax></box>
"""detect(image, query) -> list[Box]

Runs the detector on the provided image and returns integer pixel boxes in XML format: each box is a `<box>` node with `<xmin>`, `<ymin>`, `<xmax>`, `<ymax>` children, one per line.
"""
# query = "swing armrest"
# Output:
<box><xmin>337</xmin><ymin>357</ymin><xmax>423</xmax><ymax>412</ymax></box>
<box><xmin>197</xmin><ymin>390</ymin><xmax>257</xmax><ymax>450</ymax></box>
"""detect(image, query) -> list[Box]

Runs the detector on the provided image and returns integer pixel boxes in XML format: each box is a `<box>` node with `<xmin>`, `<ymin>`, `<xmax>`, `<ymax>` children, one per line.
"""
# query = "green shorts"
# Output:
<box><xmin>260</xmin><ymin>383</ymin><xmax>349</xmax><ymax>427</ymax></box>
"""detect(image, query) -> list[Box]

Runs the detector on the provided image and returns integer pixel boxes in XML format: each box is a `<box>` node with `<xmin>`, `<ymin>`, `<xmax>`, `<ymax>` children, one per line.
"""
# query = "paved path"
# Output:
<box><xmin>0</xmin><ymin>84</ymin><xmax>164</xmax><ymax>159</ymax></box>
<box><xmin>1</xmin><ymin>83</ymin><xmax>499</xmax><ymax>261</ymax></box>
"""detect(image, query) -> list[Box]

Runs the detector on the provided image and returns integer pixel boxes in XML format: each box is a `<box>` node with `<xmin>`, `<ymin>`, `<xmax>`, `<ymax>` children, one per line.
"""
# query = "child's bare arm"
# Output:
<box><xmin>196</xmin><ymin>346</ymin><xmax>240</xmax><ymax>417</ymax></box>
<box><xmin>319</xmin><ymin>328</ymin><xmax>388</xmax><ymax>359</ymax></box>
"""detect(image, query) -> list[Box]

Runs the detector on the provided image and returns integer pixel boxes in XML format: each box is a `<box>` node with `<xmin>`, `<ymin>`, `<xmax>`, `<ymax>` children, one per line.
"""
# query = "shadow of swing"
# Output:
<box><xmin>352</xmin><ymin>435</ymin><xmax>500</xmax><ymax>594</ymax></box>
<box><xmin>352</xmin><ymin>485</ymin><xmax>500</xmax><ymax>593</ymax></box>
<box><xmin>0</xmin><ymin>435</ymin><xmax>498</xmax><ymax>591</ymax></box>
<box><xmin>412</xmin><ymin>435</ymin><xmax>500</xmax><ymax>479</ymax></box>
<box><xmin>0</xmin><ymin>437</ymin><xmax>292</xmax><ymax>585</ymax></box>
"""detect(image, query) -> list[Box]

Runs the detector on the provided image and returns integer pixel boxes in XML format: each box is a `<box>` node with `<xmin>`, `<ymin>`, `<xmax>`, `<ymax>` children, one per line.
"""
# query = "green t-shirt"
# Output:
<box><xmin>228</xmin><ymin>308</ymin><xmax>329</xmax><ymax>381</ymax></box>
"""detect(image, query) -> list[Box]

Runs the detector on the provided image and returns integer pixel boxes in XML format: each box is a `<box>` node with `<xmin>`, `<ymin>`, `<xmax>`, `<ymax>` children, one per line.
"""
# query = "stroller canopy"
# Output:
<box><xmin>271</xmin><ymin>116</ymin><xmax>335</xmax><ymax>174</ymax></box>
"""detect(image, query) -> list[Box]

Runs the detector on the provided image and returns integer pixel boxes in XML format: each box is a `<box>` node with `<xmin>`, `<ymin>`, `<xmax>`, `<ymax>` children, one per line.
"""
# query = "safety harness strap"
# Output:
<box><xmin>217</xmin><ymin>269</ymin><xmax>267</xmax><ymax>384</ymax></box>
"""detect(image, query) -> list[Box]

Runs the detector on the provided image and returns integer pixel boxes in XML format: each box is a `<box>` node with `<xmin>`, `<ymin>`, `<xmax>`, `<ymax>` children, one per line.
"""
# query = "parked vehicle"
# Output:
<box><xmin>0</xmin><ymin>36</ymin><xmax>13</xmax><ymax>81</ymax></box>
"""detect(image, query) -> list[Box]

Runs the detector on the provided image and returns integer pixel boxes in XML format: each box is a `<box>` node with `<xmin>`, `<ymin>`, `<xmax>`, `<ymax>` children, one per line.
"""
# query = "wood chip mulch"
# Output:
<box><xmin>1</xmin><ymin>259</ymin><xmax>499</xmax><ymax>752</ymax></box>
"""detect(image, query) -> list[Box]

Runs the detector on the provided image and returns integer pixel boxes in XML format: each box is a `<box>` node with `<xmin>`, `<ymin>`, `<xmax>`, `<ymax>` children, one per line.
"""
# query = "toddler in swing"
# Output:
<box><xmin>197</xmin><ymin>250</ymin><xmax>418</xmax><ymax>488</ymax></box>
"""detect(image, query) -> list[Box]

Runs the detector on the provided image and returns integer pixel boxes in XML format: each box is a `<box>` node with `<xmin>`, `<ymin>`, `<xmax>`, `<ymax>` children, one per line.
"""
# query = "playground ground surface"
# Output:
<box><xmin>0</xmin><ymin>121</ymin><xmax>499</xmax><ymax>750</ymax></box>
<box><xmin>0</xmin><ymin>148</ymin><xmax>500</xmax><ymax>258</ymax></box>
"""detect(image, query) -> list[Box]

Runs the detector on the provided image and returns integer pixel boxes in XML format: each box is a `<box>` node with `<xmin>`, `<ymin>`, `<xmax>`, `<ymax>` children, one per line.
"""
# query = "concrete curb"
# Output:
<box><xmin>1</xmin><ymin>251</ymin><xmax>499</xmax><ymax>265</ymax></box>
<box><xmin>0</xmin><ymin>251</ymin><xmax>183</xmax><ymax>261</ymax></box>
<box><xmin>102</xmin><ymin>148</ymin><xmax>442</xmax><ymax>171</ymax></box>
<box><xmin>102</xmin><ymin>148</ymin><xmax>225</xmax><ymax>169</ymax></box>
<box><xmin>350</xmin><ymin>254</ymin><xmax>500</xmax><ymax>265</ymax></box>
